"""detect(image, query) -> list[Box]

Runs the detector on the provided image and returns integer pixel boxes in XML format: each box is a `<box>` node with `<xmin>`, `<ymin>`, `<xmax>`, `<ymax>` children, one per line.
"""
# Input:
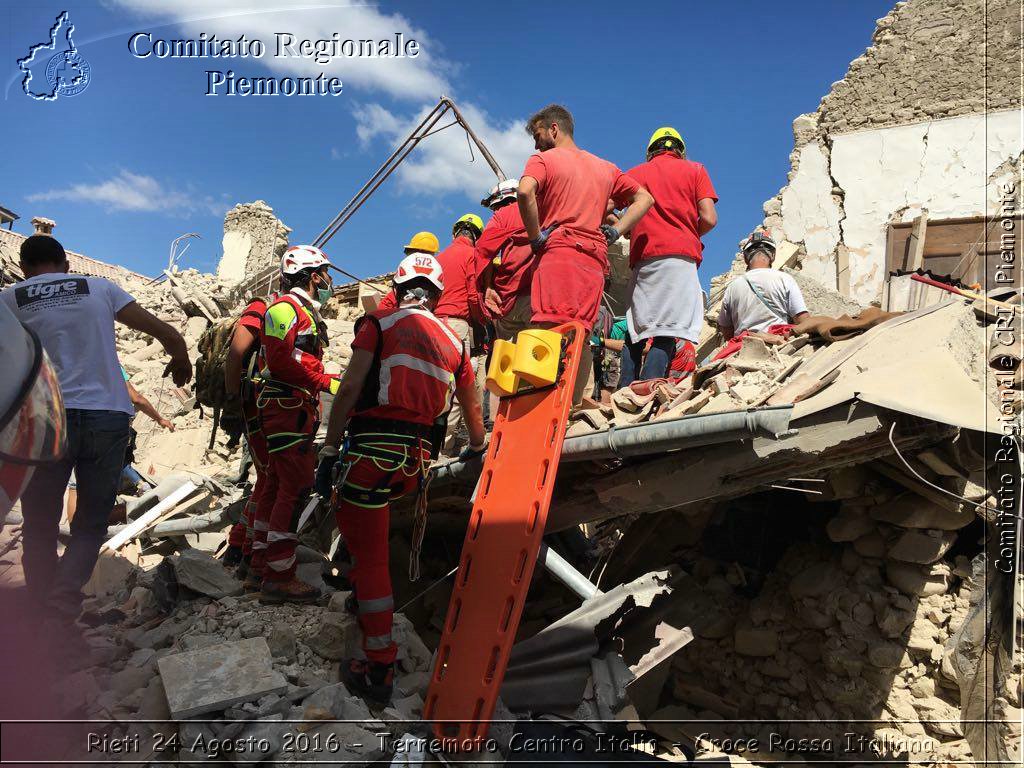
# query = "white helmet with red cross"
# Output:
<box><xmin>280</xmin><ymin>245</ymin><xmax>332</xmax><ymax>277</ymax></box>
<box><xmin>394</xmin><ymin>253</ymin><xmax>444</xmax><ymax>292</ymax></box>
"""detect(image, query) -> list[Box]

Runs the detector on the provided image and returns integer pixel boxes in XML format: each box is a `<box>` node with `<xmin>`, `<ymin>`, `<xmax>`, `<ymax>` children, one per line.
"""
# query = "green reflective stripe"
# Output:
<box><xmin>340</xmin><ymin>483</ymin><xmax>389</xmax><ymax>508</ymax></box>
<box><xmin>265</xmin><ymin>302</ymin><xmax>298</xmax><ymax>340</ymax></box>
<box><xmin>267</xmin><ymin>432</ymin><xmax>310</xmax><ymax>452</ymax></box>
<box><xmin>340</xmin><ymin>497</ymin><xmax>388</xmax><ymax>510</ymax></box>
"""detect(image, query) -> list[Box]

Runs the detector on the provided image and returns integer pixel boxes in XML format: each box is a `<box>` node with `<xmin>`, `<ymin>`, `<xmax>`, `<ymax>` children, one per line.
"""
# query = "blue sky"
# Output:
<box><xmin>1</xmin><ymin>0</ymin><xmax>894</xmax><ymax>285</ymax></box>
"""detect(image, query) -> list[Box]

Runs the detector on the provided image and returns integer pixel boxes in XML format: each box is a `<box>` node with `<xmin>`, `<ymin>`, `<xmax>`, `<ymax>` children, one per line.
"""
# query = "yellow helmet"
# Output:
<box><xmin>647</xmin><ymin>126</ymin><xmax>685</xmax><ymax>157</ymax></box>
<box><xmin>452</xmin><ymin>213</ymin><xmax>484</xmax><ymax>237</ymax></box>
<box><xmin>403</xmin><ymin>231</ymin><xmax>440</xmax><ymax>255</ymax></box>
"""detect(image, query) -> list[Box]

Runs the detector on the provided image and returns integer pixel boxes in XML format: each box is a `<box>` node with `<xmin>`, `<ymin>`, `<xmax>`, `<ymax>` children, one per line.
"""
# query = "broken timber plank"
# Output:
<box><xmin>103</xmin><ymin>480</ymin><xmax>199</xmax><ymax>551</ymax></box>
<box><xmin>905</xmin><ymin>212</ymin><xmax>928</xmax><ymax>271</ymax></box>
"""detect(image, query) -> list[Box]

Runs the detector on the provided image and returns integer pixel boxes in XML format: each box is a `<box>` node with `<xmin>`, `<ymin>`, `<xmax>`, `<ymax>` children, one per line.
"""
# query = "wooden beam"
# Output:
<box><xmin>905</xmin><ymin>212</ymin><xmax>929</xmax><ymax>271</ymax></box>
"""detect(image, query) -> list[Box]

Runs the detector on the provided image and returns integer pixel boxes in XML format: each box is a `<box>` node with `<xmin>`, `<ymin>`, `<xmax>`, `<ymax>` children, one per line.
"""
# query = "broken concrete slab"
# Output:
<box><xmin>871</xmin><ymin>492</ymin><xmax>975</xmax><ymax>530</ymax></box>
<box><xmin>886</xmin><ymin>529</ymin><xmax>957</xmax><ymax>564</ymax></box>
<box><xmin>84</xmin><ymin>547</ymin><xmax>140</xmax><ymax>597</ymax></box>
<box><xmin>303</xmin><ymin>611</ymin><xmax>359</xmax><ymax>661</ymax></box>
<box><xmin>173</xmin><ymin>549</ymin><xmax>243</xmax><ymax>598</ymax></box>
<box><xmin>267</xmin><ymin>623</ymin><xmax>297</xmax><ymax>661</ymax></box>
<box><xmin>885</xmin><ymin>561</ymin><xmax>952</xmax><ymax>596</ymax></box>
<box><xmin>157</xmin><ymin>637</ymin><xmax>287</xmax><ymax>719</ymax></box>
<box><xmin>300</xmin><ymin>682</ymin><xmax>373</xmax><ymax>722</ymax></box>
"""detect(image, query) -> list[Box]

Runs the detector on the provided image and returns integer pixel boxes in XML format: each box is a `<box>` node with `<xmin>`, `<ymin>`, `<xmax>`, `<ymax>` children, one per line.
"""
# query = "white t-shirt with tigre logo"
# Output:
<box><xmin>1</xmin><ymin>274</ymin><xmax>135</xmax><ymax>414</ymax></box>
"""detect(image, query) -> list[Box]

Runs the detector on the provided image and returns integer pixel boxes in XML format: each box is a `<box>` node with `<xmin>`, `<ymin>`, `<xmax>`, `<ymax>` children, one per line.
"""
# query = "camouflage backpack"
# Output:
<box><xmin>195</xmin><ymin>317</ymin><xmax>240</xmax><ymax>412</ymax></box>
<box><xmin>194</xmin><ymin>297</ymin><xmax>267</xmax><ymax>447</ymax></box>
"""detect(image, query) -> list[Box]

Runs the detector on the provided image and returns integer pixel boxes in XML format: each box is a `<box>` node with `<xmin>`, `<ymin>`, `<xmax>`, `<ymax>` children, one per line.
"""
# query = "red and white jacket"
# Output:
<box><xmin>350</xmin><ymin>305</ymin><xmax>473</xmax><ymax>427</ymax></box>
<box><xmin>260</xmin><ymin>288</ymin><xmax>334</xmax><ymax>395</ymax></box>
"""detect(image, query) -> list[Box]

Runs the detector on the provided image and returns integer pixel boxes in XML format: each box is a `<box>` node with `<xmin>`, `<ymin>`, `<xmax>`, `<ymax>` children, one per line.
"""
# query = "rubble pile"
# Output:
<box><xmin>657</xmin><ymin>497</ymin><xmax>978</xmax><ymax>763</ymax></box>
<box><xmin>62</xmin><ymin>546</ymin><xmax>437</xmax><ymax>765</ymax></box>
<box><xmin>116</xmin><ymin>270</ymin><xmax>244</xmax><ymax>479</ymax></box>
<box><xmin>571</xmin><ymin>333</ymin><xmax>827</xmax><ymax>435</ymax></box>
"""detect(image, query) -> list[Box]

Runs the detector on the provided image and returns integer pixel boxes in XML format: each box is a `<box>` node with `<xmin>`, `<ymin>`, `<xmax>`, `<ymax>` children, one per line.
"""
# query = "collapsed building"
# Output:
<box><xmin>0</xmin><ymin>0</ymin><xmax>1020</xmax><ymax>764</ymax></box>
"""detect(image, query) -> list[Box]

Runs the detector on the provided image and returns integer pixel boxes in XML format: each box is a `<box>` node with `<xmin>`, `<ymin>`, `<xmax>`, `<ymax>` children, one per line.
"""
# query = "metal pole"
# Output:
<box><xmin>445</xmin><ymin>97</ymin><xmax>507</xmax><ymax>181</ymax></box>
<box><xmin>313</xmin><ymin>100</ymin><xmax>452</xmax><ymax>247</ymax></box>
<box><xmin>538</xmin><ymin>543</ymin><xmax>602</xmax><ymax>601</ymax></box>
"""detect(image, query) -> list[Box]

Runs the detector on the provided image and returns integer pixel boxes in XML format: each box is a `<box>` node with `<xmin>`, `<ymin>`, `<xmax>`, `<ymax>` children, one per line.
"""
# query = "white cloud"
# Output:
<box><xmin>28</xmin><ymin>170</ymin><xmax>227</xmax><ymax>216</ymax></box>
<box><xmin>353</xmin><ymin>101</ymin><xmax>534</xmax><ymax>200</ymax></box>
<box><xmin>109</xmin><ymin>1</ymin><xmax>533</xmax><ymax>201</ymax></box>
<box><xmin>109</xmin><ymin>0</ymin><xmax>449</xmax><ymax>100</ymax></box>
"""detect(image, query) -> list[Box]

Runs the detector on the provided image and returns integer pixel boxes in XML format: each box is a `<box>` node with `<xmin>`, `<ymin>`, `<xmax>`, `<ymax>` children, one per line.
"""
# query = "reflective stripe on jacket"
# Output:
<box><xmin>260</xmin><ymin>291</ymin><xmax>332</xmax><ymax>394</ymax></box>
<box><xmin>353</xmin><ymin>306</ymin><xmax>467</xmax><ymax>427</ymax></box>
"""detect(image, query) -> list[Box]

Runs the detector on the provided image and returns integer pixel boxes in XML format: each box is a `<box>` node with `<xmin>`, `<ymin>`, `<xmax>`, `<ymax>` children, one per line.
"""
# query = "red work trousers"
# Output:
<box><xmin>256</xmin><ymin>396</ymin><xmax>317</xmax><ymax>583</ymax></box>
<box><xmin>228</xmin><ymin>398</ymin><xmax>271</xmax><ymax>559</ymax></box>
<box><xmin>333</xmin><ymin>437</ymin><xmax>428</xmax><ymax>664</ymax></box>
<box><xmin>530</xmin><ymin>246</ymin><xmax>605</xmax><ymax>330</ymax></box>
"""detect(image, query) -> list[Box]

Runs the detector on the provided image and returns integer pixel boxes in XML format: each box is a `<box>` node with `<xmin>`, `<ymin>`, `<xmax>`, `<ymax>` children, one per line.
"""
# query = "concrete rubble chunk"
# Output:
<box><xmin>173</xmin><ymin>549</ymin><xmax>243</xmax><ymax>598</ymax></box>
<box><xmin>303</xmin><ymin>611</ymin><xmax>359</xmax><ymax>661</ymax></box>
<box><xmin>301</xmin><ymin>682</ymin><xmax>374</xmax><ymax>722</ymax></box>
<box><xmin>84</xmin><ymin>548</ymin><xmax>140</xmax><ymax>597</ymax></box>
<box><xmin>733</xmin><ymin>626</ymin><xmax>778</xmax><ymax>657</ymax></box>
<box><xmin>267</xmin><ymin>623</ymin><xmax>297</xmax><ymax>660</ymax></box>
<box><xmin>884</xmin><ymin>560</ymin><xmax>952</xmax><ymax>596</ymax></box>
<box><xmin>886</xmin><ymin>529</ymin><xmax>957</xmax><ymax>564</ymax></box>
<box><xmin>157</xmin><ymin>636</ymin><xmax>287</xmax><ymax>719</ymax></box>
<box><xmin>827</xmin><ymin>509</ymin><xmax>875</xmax><ymax>542</ymax></box>
<box><xmin>871</xmin><ymin>492</ymin><xmax>975</xmax><ymax>530</ymax></box>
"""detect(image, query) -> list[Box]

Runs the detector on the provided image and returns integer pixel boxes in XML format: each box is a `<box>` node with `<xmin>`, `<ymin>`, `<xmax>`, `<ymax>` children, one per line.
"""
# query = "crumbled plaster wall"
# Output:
<box><xmin>755</xmin><ymin>0</ymin><xmax>1023</xmax><ymax>306</ymax></box>
<box><xmin>217</xmin><ymin>201</ymin><xmax>291</xmax><ymax>283</ymax></box>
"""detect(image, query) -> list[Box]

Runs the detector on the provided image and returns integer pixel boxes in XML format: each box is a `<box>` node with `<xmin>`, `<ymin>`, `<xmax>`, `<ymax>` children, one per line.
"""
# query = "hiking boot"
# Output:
<box><xmin>223</xmin><ymin>545</ymin><xmax>244</xmax><ymax>568</ymax></box>
<box><xmin>342</xmin><ymin>658</ymin><xmax>394</xmax><ymax>704</ymax></box>
<box><xmin>242</xmin><ymin>571</ymin><xmax>262</xmax><ymax>592</ymax></box>
<box><xmin>259</xmin><ymin>577</ymin><xmax>321</xmax><ymax>604</ymax></box>
<box><xmin>234</xmin><ymin>559</ymin><xmax>250</xmax><ymax>582</ymax></box>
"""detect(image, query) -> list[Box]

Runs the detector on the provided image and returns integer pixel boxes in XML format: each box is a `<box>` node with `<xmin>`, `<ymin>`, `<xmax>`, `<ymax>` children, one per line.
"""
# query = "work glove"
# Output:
<box><xmin>529</xmin><ymin>224</ymin><xmax>556</xmax><ymax>255</ymax></box>
<box><xmin>599</xmin><ymin>224</ymin><xmax>620</xmax><ymax>245</ymax></box>
<box><xmin>458</xmin><ymin>441</ymin><xmax>488</xmax><ymax>464</ymax></box>
<box><xmin>315</xmin><ymin>446</ymin><xmax>340</xmax><ymax>499</ymax></box>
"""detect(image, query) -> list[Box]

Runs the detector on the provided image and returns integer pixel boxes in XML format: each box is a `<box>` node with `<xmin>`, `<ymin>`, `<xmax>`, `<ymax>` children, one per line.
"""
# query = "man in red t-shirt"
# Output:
<box><xmin>618</xmin><ymin>127</ymin><xmax>717</xmax><ymax>388</ymax></box>
<box><xmin>434</xmin><ymin>214</ymin><xmax>484</xmax><ymax>452</ymax></box>
<box><xmin>517</xmin><ymin>104</ymin><xmax>654</xmax><ymax>402</ymax></box>
<box><xmin>475</xmin><ymin>179</ymin><xmax>534</xmax><ymax>339</ymax></box>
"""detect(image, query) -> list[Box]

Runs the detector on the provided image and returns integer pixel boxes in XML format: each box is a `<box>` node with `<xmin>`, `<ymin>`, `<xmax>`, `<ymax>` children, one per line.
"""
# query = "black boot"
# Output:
<box><xmin>223</xmin><ymin>545</ymin><xmax>243</xmax><ymax>568</ymax></box>
<box><xmin>342</xmin><ymin>658</ymin><xmax>394</xmax><ymax>704</ymax></box>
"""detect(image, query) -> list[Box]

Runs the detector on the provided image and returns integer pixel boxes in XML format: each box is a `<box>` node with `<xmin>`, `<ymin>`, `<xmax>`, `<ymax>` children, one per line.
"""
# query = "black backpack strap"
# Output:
<box><xmin>353</xmin><ymin>314</ymin><xmax>385</xmax><ymax>412</ymax></box>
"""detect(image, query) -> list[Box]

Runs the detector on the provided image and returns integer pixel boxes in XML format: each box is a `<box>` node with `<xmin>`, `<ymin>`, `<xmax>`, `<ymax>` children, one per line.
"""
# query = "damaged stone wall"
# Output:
<box><xmin>216</xmin><ymin>201</ymin><xmax>291</xmax><ymax>284</ymax></box>
<box><xmin>757</xmin><ymin>0</ymin><xmax>1022</xmax><ymax>305</ymax></box>
<box><xmin>654</xmin><ymin>476</ymin><xmax>1018</xmax><ymax>765</ymax></box>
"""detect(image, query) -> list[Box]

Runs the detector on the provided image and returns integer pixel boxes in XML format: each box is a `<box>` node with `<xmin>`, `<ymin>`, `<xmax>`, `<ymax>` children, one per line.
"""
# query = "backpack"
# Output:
<box><xmin>194</xmin><ymin>297</ymin><xmax>267</xmax><ymax>448</ymax></box>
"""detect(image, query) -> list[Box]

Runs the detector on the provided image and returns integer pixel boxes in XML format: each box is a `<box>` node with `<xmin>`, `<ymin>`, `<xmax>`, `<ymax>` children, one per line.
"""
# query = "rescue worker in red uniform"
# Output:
<box><xmin>475</xmin><ymin>178</ymin><xmax>534</xmax><ymax>340</ymax></box>
<box><xmin>222</xmin><ymin>293</ymin><xmax>275</xmax><ymax>584</ymax></box>
<box><xmin>375</xmin><ymin>232</ymin><xmax>440</xmax><ymax>313</ymax></box>
<box><xmin>517</xmin><ymin>104</ymin><xmax>654</xmax><ymax>403</ymax></box>
<box><xmin>316</xmin><ymin>253</ymin><xmax>486</xmax><ymax>703</ymax></box>
<box><xmin>257</xmin><ymin>245</ymin><xmax>340</xmax><ymax>603</ymax></box>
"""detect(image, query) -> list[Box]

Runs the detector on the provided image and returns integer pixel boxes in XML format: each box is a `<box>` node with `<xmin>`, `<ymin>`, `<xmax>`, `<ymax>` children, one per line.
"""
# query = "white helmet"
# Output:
<box><xmin>280</xmin><ymin>245</ymin><xmax>332</xmax><ymax>277</ymax></box>
<box><xmin>740</xmin><ymin>229</ymin><xmax>777</xmax><ymax>261</ymax></box>
<box><xmin>481</xmin><ymin>178</ymin><xmax>519</xmax><ymax>209</ymax></box>
<box><xmin>394</xmin><ymin>253</ymin><xmax>444</xmax><ymax>292</ymax></box>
